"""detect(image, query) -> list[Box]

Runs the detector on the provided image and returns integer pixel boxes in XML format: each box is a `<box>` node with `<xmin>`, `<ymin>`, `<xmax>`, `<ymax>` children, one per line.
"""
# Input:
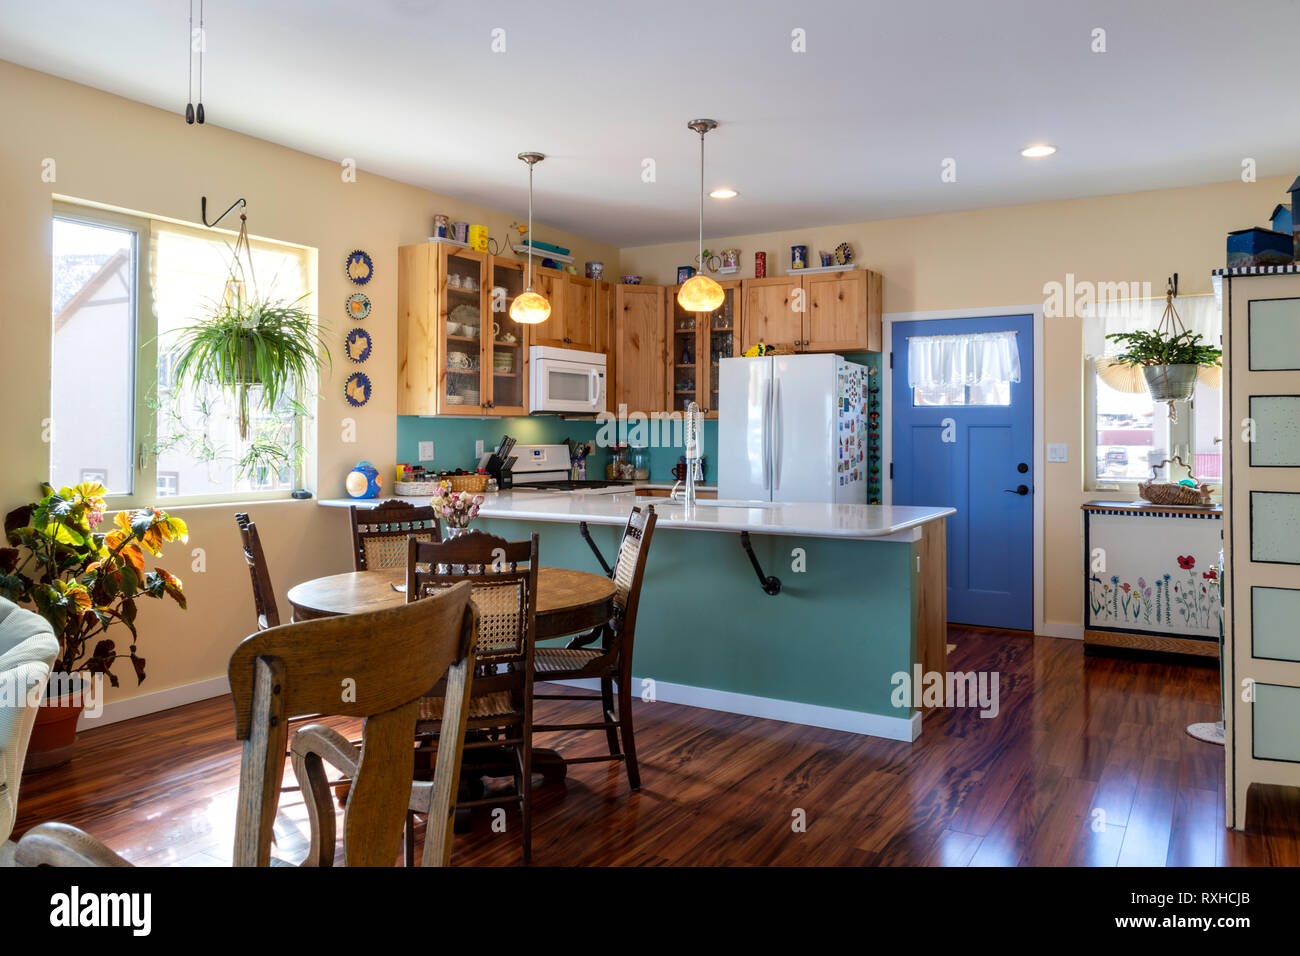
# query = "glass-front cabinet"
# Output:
<box><xmin>667</xmin><ymin>279</ymin><xmax>740</xmax><ymax>417</ymax></box>
<box><xmin>488</xmin><ymin>257</ymin><xmax>529</xmax><ymax>414</ymax></box>
<box><xmin>396</xmin><ymin>243</ymin><xmax>530</xmax><ymax>416</ymax></box>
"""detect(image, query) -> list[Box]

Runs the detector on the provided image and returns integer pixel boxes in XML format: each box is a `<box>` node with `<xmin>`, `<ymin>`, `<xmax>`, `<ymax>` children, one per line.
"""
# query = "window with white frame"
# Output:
<box><xmin>50</xmin><ymin>203</ymin><xmax>316</xmax><ymax>504</ymax></box>
<box><xmin>1083</xmin><ymin>294</ymin><xmax>1222</xmax><ymax>488</ymax></box>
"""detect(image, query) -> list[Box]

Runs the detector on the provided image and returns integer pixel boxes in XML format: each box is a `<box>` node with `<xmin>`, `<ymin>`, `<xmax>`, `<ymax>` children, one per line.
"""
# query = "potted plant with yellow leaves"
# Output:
<box><xmin>1</xmin><ymin>483</ymin><xmax>188</xmax><ymax>768</ymax></box>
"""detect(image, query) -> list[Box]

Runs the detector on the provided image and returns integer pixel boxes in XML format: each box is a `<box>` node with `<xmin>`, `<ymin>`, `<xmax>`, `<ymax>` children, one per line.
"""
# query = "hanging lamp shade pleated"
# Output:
<box><xmin>1095</xmin><ymin>358</ymin><xmax>1147</xmax><ymax>394</ymax></box>
<box><xmin>677</xmin><ymin>273</ymin><xmax>726</xmax><ymax>312</ymax></box>
<box><xmin>509</xmin><ymin>289</ymin><xmax>551</xmax><ymax>324</ymax></box>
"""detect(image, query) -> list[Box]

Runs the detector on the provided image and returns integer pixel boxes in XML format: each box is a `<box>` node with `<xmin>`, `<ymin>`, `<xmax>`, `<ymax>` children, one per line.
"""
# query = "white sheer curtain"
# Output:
<box><xmin>1083</xmin><ymin>294</ymin><xmax>1220</xmax><ymax>358</ymax></box>
<box><xmin>907</xmin><ymin>330</ymin><xmax>1022</xmax><ymax>388</ymax></box>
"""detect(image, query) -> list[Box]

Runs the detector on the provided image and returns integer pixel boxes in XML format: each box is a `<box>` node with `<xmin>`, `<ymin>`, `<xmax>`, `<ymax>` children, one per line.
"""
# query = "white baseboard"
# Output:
<box><xmin>77</xmin><ymin>675</ymin><xmax>231</xmax><ymax>730</ymax></box>
<box><xmin>73</xmin><ymin>671</ymin><xmax>925</xmax><ymax>741</ymax></box>
<box><xmin>548</xmin><ymin>677</ymin><xmax>922</xmax><ymax>742</ymax></box>
<box><xmin>1038</xmin><ymin>620</ymin><xmax>1085</xmax><ymax>640</ymax></box>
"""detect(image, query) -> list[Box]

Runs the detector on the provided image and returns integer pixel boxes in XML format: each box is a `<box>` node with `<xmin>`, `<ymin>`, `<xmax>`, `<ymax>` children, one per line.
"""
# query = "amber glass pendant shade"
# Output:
<box><xmin>509</xmin><ymin>289</ymin><xmax>551</xmax><ymax>324</ymax></box>
<box><xmin>677</xmin><ymin>274</ymin><xmax>725</xmax><ymax>312</ymax></box>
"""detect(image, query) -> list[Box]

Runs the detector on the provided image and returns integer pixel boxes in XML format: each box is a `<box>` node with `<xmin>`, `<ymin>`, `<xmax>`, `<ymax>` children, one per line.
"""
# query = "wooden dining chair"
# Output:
<box><xmin>349</xmin><ymin>499</ymin><xmax>441</xmax><ymax>572</ymax></box>
<box><xmin>405</xmin><ymin>531</ymin><xmax>539</xmax><ymax>864</ymax></box>
<box><xmin>235</xmin><ymin>512</ymin><xmax>279</xmax><ymax>629</ymax></box>
<box><xmin>532</xmin><ymin>505</ymin><xmax>657</xmax><ymax>791</ymax></box>
<box><xmin>14</xmin><ymin>582</ymin><xmax>479</xmax><ymax>868</ymax></box>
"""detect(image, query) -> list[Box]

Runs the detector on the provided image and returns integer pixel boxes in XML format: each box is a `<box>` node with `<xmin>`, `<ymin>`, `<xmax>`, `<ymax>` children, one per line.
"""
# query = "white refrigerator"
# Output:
<box><xmin>718</xmin><ymin>354</ymin><xmax>870</xmax><ymax>503</ymax></box>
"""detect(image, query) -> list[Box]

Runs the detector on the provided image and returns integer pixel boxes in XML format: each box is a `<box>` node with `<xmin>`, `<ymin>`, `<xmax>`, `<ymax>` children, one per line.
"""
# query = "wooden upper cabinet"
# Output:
<box><xmin>532</xmin><ymin>271</ymin><xmax>597</xmax><ymax>350</ymax></box>
<box><xmin>594</xmin><ymin>280</ymin><xmax>617</xmax><ymax>412</ymax></box>
<box><xmin>743</xmin><ymin>276</ymin><xmax>804</xmax><ymax>352</ymax></box>
<box><xmin>741</xmin><ymin>269</ymin><xmax>882</xmax><ymax>354</ymax></box>
<box><xmin>562</xmin><ymin>274</ymin><xmax>596</xmax><ymax>350</ymax></box>
<box><xmin>397</xmin><ymin>243</ymin><xmax>529</xmax><ymax>416</ymax></box>
<box><xmin>804</xmin><ymin>269</ymin><xmax>881</xmax><ymax>352</ymax></box>
<box><xmin>527</xmin><ymin>266</ymin><xmax>567</xmax><ymax>348</ymax></box>
<box><xmin>615</xmin><ymin>285</ymin><xmax>667</xmax><ymax>414</ymax></box>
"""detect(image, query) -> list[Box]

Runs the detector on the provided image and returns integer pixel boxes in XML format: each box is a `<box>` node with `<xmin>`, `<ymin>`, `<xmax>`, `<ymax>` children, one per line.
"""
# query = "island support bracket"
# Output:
<box><xmin>578</xmin><ymin>521</ymin><xmax>612</xmax><ymax>576</ymax></box>
<box><xmin>739</xmin><ymin>532</ymin><xmax>782</xmax><ymax>596</ymax></box>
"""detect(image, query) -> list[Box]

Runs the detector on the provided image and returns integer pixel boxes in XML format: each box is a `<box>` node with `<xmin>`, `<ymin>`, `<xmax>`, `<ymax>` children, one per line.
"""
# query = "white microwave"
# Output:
<box><xmin>529</xmin><ymin>346</ymin><xmax>607</xmax><ymax>414</ymax></box>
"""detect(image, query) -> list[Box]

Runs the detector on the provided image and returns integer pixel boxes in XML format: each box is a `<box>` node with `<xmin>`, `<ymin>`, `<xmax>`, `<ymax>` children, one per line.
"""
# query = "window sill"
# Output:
<box><xmin>104</xmin><ymin>491</ymin><xmax>314</xmax><ymax>511</ymax></box>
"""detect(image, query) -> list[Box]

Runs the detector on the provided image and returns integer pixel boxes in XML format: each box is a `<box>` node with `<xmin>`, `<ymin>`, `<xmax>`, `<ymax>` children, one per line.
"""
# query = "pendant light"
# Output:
<box><xmin>509</xmin><ymin>151</ymin><xmax>551</xmax><ymax>325</ymax></box>
<box><xmin>677</xmin><ymin>119</ymin><xmax>726</xmax><ymax>312</ymax></box>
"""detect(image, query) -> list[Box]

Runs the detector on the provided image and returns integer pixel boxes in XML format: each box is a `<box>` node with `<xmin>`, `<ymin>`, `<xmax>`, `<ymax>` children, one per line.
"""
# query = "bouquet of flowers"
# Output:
<box><xmin>431</xmin><ymin>487</ymin><xmax>485</xmax><ymax>535</ymax></box>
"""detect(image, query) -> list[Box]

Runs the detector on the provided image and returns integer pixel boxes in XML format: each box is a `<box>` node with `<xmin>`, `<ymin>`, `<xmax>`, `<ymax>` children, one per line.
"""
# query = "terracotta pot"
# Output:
<box><xmin>26</xmin><ymin>675</ymin><xmax>86</xmax><ymax>772</ymax></box>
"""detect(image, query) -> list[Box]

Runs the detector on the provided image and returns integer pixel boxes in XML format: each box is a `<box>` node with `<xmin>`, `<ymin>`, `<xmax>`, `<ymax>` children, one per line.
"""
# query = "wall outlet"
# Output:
<box><xmin>1046</xmin><ymin>443</ymin><xmax>1068</xmax><ymax>463</ymax></box>
<box><xmin>418</xmin><ymin>441</ymin><xmax>435</xmax><ymax>462</ymax></box>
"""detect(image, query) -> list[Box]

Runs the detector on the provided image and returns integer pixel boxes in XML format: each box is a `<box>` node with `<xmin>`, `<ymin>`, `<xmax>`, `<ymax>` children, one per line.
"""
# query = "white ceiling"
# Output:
<box><xmin>2</xmin><ymin>0</ymin><xmax>1297</xmax><ymax>247</ymax></box>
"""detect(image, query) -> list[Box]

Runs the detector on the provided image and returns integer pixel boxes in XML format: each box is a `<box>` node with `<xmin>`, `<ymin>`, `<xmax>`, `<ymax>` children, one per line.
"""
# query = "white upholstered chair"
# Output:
<box><xmin>0</xmin><ymin>597</ymin><xmax>60</xmax><ymax>860</ymax></box>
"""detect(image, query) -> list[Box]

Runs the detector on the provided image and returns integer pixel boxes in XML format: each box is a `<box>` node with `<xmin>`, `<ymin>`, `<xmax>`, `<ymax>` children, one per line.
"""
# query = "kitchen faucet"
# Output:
<box><xmin>671</xmin><ymin>401</ymin><xmax>704</xmax><ymax>507</ymax></box>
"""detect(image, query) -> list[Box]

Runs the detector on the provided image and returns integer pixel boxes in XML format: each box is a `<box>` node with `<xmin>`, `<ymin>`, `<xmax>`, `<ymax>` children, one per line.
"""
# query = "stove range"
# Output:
<box><xmin>502</xmin><ymin>443</ymin><xmax>634</xmax><ymax>494</ymax></box>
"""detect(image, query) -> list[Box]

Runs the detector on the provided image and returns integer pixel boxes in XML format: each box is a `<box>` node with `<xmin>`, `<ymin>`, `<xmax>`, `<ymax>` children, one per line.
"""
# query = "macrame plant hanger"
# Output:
<box><xmin>1152</xmin><ymin>274</ymin><xmax>1187</xmax><ymax>423</ymax></box>
<box><xmin>201</xmin><ymin>196</ymin><xmax>258</xmax><ymax>437</ymax></box>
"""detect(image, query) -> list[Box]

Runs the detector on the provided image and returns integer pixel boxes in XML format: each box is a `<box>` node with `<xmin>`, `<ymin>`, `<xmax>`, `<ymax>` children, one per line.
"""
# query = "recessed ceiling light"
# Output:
<box><xmin>709</xmin><ymin>187</ymin><xmax>738</xmax><ymax>199</ymax></box>
<box><xmin>1020</xmin><ymin>145</ymin><xmax>1057</xmax><ymax>158</ymax></box>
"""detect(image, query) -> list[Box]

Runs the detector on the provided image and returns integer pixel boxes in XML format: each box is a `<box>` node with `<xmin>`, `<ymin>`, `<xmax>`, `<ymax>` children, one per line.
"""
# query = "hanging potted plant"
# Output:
<box><xmin>0</xmin><ymin>483</ymin><xmax>188</xmax><ymax>768</ymax></box>
<box><xmin>1105</xmin><ymin>288</ymin><xmax>1220</xmax><ymax>414</ymax></box>
<box><xmin>169</xmin><ymin>208</ymin><xmax>329</xmax><ymax>438</ymax></box>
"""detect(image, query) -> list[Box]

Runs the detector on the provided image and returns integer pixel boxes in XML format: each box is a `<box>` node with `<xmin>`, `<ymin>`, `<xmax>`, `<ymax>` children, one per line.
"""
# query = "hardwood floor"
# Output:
<box><xmin>13</xmin><ymin>627</ymin><xmax>1300</xmax><ymax>866</ymax></box>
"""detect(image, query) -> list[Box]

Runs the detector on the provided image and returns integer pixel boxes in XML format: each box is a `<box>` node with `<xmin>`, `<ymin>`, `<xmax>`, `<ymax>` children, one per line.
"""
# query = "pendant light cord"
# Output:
<box><xmin>698</xmin><ymin>129</ymin><xmax>705</xmax><ymax>267</ymax></box>
<box><xmin>526</xmin><ymin>159</ymin><xmax>534</xmax><ymax>292</ymax></box>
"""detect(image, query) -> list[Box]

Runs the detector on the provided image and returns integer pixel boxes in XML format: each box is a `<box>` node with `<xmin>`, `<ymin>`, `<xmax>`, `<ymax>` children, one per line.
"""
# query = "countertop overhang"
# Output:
<box><xmin>319</xmin><ymin>491</ymin><xmax>954</xmax><ymax>540</ymax></box>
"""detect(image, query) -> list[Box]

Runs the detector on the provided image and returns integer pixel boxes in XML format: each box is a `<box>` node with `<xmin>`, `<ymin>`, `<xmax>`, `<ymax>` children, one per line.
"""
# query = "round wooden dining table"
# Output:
<box><xmin>286</xmin><ymin>566</ymin><xmax>616</xmax><ymax>788</ymax></box>
<box><xmin>287</xmin><ymin>566</ymin><xmax>616</xmax><ymax>639</ymax></box>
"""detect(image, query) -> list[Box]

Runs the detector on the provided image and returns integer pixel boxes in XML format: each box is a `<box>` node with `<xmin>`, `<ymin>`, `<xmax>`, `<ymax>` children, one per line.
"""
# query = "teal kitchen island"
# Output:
<box><xmin>321</xmin><ymin>492</ymin><xmax>952</xmax><ymax>741</ymax></box>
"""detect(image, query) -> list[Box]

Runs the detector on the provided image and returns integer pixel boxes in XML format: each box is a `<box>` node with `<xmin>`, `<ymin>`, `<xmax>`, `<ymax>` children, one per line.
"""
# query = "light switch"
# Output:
<box><xmin>475</xmin><ymin>440</ymin><xmax>485</xmax><ymax>458</ymax></box>
<box><xmin>1046</xmin><ymin>443</ymin><xmax>1068</xmax><ymax>463</ymax></box>
<box><xmin>418</xmin><ymin>441</ymin><xmax>435</xmax><ymax>462</ymax></box>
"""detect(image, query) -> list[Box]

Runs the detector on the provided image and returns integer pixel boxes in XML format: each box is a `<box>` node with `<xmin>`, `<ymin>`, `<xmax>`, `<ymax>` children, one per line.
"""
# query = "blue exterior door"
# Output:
<box><xmin>892</xmin><ymin>314</ymin><xmax>1034</xmax><ymax>630</ymax></box>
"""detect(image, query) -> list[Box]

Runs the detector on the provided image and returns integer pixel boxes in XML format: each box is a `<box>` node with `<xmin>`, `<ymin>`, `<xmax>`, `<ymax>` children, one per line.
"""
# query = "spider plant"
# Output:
<box><xmin>170</xmin><ymin>293</ymin><xmax>329</xmax><ymax>438</ymax></box>
<box><xmin>1104</xmin><ymin>328</ymin><xmax>1221</xmax><ymax>368</ymax></box>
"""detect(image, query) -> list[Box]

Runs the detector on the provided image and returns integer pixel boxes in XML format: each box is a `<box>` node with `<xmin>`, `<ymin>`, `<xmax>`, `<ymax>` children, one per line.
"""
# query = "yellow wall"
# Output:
<box><xmin>619</xmin><ymin>177</ymin><xmax>1291</xmax><ymax>632</ymax></box>
<box><xmin>1</xmin><ymin>60</ymin><xmax>618</xmax><ymax>707</ymax></box>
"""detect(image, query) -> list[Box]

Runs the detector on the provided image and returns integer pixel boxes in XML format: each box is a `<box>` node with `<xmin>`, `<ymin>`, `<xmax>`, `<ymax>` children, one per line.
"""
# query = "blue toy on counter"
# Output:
<box><xmin>345</xmin><ymin>461</ymin><xmax>382</xmax><ymax>499</ymax></box>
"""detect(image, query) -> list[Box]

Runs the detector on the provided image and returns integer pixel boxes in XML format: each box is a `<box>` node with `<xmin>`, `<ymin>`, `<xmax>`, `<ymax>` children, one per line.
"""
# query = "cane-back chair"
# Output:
<box><xmin>405</xmin><ymin>530</ymin><xmax>538</xmax><ymax>863</ymax></box>
<box><xmin>533</xmin><ymin>505</ymin><xmax>657</xmax><ymax>790</ymax></box>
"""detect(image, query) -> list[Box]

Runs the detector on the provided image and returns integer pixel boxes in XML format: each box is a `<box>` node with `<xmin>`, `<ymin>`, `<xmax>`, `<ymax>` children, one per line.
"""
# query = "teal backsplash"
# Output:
<box><xmin>396</xmin><ymin>415</ymin><xmax>718</xmax><ymax>483</ymax></box>
<box><xmin>394</xmin><ymin>354</ymin><xmax>875</xmax><ymax>483</ymax></box>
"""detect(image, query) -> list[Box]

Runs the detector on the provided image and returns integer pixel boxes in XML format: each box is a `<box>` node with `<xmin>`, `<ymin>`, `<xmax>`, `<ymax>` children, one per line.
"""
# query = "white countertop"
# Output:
<box><xmin>319</xmin><ymin>491</ymin><xmax>953</xmax><ymax>540</ymax></box>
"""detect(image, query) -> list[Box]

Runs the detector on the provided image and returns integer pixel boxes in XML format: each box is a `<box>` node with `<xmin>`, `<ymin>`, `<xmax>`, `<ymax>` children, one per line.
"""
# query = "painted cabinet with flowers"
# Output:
<box><xmin>1082</xmin><ymin>501</ymin><xmax>1223</xmax><ymax>657</ymax></box>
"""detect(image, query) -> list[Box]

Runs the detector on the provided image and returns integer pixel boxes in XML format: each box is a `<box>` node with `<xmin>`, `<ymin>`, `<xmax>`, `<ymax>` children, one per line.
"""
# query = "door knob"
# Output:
<box><xmin>1004</xmin><ymin>485</ymin><xmax>1030</xmax><ymax>496</ymax></box>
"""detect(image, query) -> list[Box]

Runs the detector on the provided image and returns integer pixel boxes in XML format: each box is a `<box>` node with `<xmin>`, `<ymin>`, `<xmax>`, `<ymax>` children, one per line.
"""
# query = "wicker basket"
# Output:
<box><xmin>1137</xmin><ymin>456</ymin><xmax>1214</xmax><ymax>507</ymax></box>
<box><xmin>393</xmin><ymin>480</ymin><xmax>443</xmax><ymax>497</ymax></box>
<box><xmin>440</xmin><ymin>474</ymin><xmax>490</xmax><ymax>494</ymax></box>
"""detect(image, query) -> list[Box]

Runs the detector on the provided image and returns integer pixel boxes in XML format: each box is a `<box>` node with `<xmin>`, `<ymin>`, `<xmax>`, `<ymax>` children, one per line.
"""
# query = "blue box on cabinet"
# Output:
<box><xmin>1226</xmin><ymin>227</ymin><xmax>1294</xmax><ymax>268</ymax></box>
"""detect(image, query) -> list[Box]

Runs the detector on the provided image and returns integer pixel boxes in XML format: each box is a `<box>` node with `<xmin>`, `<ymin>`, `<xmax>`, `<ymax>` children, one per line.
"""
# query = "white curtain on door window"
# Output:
<box><xmin>907</xmin><ymin>331</ymin><xmax>1022</xmax><ymax>389</ymax></box>
<box><xmin>1082</xmin><ymin>294</ymin><xmax>1220</xmax><ymax>357</ymax></box>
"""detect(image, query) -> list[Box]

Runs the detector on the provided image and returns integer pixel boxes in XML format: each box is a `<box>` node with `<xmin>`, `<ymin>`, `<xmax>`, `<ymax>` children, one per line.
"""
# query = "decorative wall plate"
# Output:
<box><xmin>344</xmin><ymin>371</ymin><xmax>372</xmax><ymax>406</ymax></box>
<box><xmin>833</xmin><ymin>242</ymin><xmax>854</xmax><ymax>266</ymax></box>
<box><xmin>345</xmin><ymin>250</ymin><xmax>374</xmax><ymax>285</ymax></box>
<box><xmin>346</xmin><ymin>292</ymin><xmax>371</xmax><ymax>320</ymax></box>
<box><xmin>344</xmin><ymin>327</ymin><xmax>373</xmax><ymax>363</ymax></box>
